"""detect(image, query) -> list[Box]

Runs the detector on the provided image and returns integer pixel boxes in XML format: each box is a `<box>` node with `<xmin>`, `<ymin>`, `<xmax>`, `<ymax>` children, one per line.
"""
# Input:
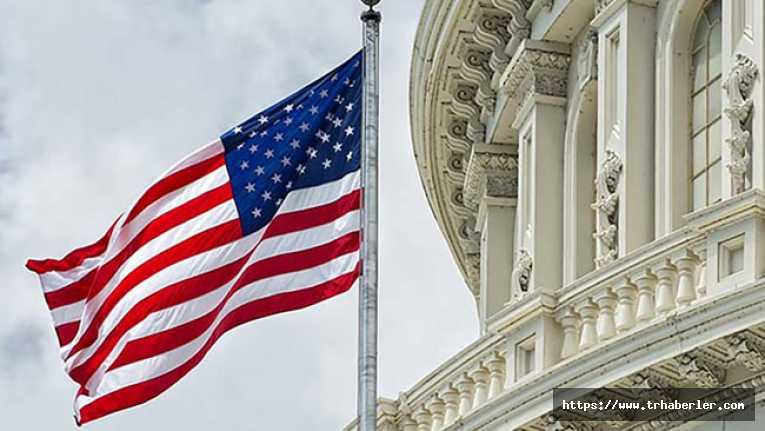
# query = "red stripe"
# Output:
<box><xmin>104</xmin><ymin>231</ymin><xmax>359</xmax><ymax>373</ymax></box>
<box><xmin>26</xmin><ymin>221</ymin><xmax>117</xmax><ymax>274</ymax></box>
<box><xmin>44</xmin><ymin>270</ymin><xmax>95</xmax><ymax>311</ymax></box>
<box><xmin>124</xmin><ymin>153</ymin><xmax>226</xmax><ymax>225</ymax></box>
<box><xmin>68</xmin><ymin>254</ymin><xmax>251</xmax><ymax>384</ymax></box>
<box><xmin>55</xmin><ymin>321</ymin><xmax>80</xmax><ymax>347</ymax></box>
<box><xmin>264</xmin><ymin>189</ymin><xmax>360</xmax><ymax>239</ymax></box>
<box><xmin>68</xmin><ymin>190</ymin><xmax>361</xmax><ymax>384</ymax></box>
<box><xmin>66</xmin><ymin>219</ymin><xmax>243</xmax><ymax>366</ymax></box>
<box><xmin>77</xmin><ymin>263</ymin><xmax>360</xmax><ymax>425</ymax></box>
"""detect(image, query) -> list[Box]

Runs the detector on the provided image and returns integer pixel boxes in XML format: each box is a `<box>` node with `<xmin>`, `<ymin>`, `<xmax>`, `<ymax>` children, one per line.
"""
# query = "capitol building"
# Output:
<box><xmin>348</xmin><ymin>0</ymin><xmax>765</xmax><ymax>429</ymax></box>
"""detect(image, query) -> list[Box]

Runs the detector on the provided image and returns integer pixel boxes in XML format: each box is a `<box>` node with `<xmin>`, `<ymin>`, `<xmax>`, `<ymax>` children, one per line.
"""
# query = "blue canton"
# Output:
<box><xmin>221</xmin><ymin>51</ymin><xmax>363</xmax><ymax>235</ymax></box>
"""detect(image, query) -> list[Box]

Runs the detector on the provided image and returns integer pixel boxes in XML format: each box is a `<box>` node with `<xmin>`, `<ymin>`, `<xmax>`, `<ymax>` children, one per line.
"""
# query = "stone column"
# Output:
<box><xmin>413</xmin><ymin>407</ymin><xmax>432</xmax><ymax>431</ymax></box>
<box><xmin>614</xmin><ymin>277</ymin><xmax>637</xmax><ymax>333</ymax></box>
<box><xmin>655</xmin><ymin>260</ymin><xmax>677</xmax><ymax>316</ymax></box>
<box><xmin>440</xmin><ymin>386</ymin><xmax>459</xmax><ymax>426</ymax></box>
<box><xmin>486</xmin><ymin>352</ymin><xmax>506</xmax><ymax>399</ymax></box>
<box><xmin>576</xmin><ymin>299</ymin><xmax>598</xmax><ymax>351</ymax></box>
<box><xmin>557</xmin><ymin>306</ymin><xmax>581</xmax><ymax>359</ymax></box>
<box><xmin>425</xmin><ymin>397</ymin><xmax>445</xmax><ymax>431</ymax></box>
<box><xmin>594</xmin><ymin>289</ymin><xmax>617</xmax><ymax>341</ymax></box>
<box><xmin>469</xmin><ymin>366</ymin><xmax>490</xmax><ymax>408</ymax></box>
<box><xmin>455</xmin><ymin>373</ymin><xmax>475</xmax><ymax>416</ymax></box>
<box><xmin>634</xmin><ymin>269</ymin><xmax>657</xmax><ymax>322</ymax></box>
<box><xmin>675</xmin><ymin>249</ymin><xmax>699</xmax><ymax>308</ymax></box>
<box><xmin>464</xmin><ymin>143</ymin><xmax>518</xmax><ymax>325</ymax></box>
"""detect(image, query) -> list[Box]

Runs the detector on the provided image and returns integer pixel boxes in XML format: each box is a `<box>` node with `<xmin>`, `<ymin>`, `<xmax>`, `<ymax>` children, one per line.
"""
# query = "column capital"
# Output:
<box><xmin>464</xmin><ymin>143</ymin><xmax>519</xmax><ymax>210</ymax></box>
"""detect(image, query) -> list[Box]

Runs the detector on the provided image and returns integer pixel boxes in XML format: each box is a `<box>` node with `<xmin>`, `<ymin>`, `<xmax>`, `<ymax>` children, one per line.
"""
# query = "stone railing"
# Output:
<box><xmin>553</xmin><ymin>227</ymin><xmax>706</xmax><ymax>360</ymax></box>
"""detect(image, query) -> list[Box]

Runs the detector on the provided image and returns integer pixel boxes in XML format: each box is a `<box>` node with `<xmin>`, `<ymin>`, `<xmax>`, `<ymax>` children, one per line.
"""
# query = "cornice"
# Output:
<box><xmin>411</xmin><ymin>0</ymin><xmax>532</xmax><ymax>298</ymax></box>
<box><xmin>463</xmin><ymin>143</ymin><xmax>518</xmax><ymax>209</ymax></box>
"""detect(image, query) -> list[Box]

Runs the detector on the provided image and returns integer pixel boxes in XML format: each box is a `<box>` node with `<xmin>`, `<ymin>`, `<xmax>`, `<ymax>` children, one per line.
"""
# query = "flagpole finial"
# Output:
<box><xmin>360</xmin><ymin>0</ymin><xmax>381</xmax><ymax>21</ymax></box>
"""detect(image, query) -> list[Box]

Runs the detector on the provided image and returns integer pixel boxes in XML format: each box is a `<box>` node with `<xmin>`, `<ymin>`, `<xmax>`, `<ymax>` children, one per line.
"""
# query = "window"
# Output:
<box><xmin>515</xmin><ymin>336</ymin><xmax>536</xmax><ymax>379</ymax></box>
<box><xmin>690</xmin><ymin>0</ymin><xmax>722</xmax><ymax>212</ymax></box>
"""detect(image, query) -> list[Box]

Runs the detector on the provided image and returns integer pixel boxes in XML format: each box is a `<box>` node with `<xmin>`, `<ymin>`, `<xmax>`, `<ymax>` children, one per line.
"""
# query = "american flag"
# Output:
<box><xmin>26</xmin><ymin>50</ymin><xmax>363</xmax><ymax>424</ymax></box>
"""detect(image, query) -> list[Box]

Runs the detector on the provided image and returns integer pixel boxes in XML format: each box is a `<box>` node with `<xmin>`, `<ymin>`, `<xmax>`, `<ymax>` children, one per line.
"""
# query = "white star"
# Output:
<box><xmin>261</xmin><ymin>191</ymin><xmax>272</xmax><ymax>201</ymax></box>
<box><xmin>299</xmin><ymin>122</ymin><xmax>310</xmax><ymax>132</ymax></box>
<box><xmin>322</xmin><ymin>159</ymin><xmax>332</xmax><ymax>169</ymax></box>
<box><xmin>255</xmin><ymin>166</ymin><xmax>265</xmax><ymax>176</ymax></box>
<box><xmin>271</xmin><ymin>173</ymin><xmax>282</xmax><ymax>183</ymax></box>
<box><xmin>346</xmin><ymin>151</ymin><xmax>353</xmax><ymax>161</ymax></box>
<box><xmin>274</xmin><ymin>132</ymin><xmax>284</xmax><ymax>142</ymax></box>
<box><xmin>233</xmin><ymin>126</ymin><xmax>243</xmax><ymax>134</ymax></box>
<box><xmin>316</xmin><ymin>130</ymin><xmax>330</xmax><ymax>143</ymax></box>
<box><xmin>260</xmin><ymin>130</ymin><xmax>268</xmax><ymax>137</ymax></box>
<box><xmin>345</xmin><ymin>102</ymin><xmax>354</xmax><ymax>112</ymax></box>
<box><xmin>344</xmin><ymin>126</ymin><xmax>354</xmax><ymax>136</ymax></box>
<box><xmin>249</xmin><ymin>131</ymin><xmax>258</xmax><ymax>138</ymax></box>
<box><xmin>257</xmin><ymin>115</ymin><xmax>269</xmax><ymax>125</ymax></box>
<box><xmin>344</xmin><ymin>78</ymin><xmax>351</xmax><ymax>85</ymax></box>
<box><xmin>307</xmin><ymin>147</ymin><xmax>318</xmax><ymax>159</ymax></box>
<box><xmin>249</xmin><ymin>144</ymin><xmax>258</xmax><ymax>154</ymax></box>
<box><xmin>297</xmin><ymin>164</ymin><xmax>306</xmax><ymax>174</ymax></box>
<box><xmin>286</xmin><ymin>181</ymin><xmax>293</xmax><ymax>189</ymax></box>
<box><xmin>334</xmin><ymin>95</ymin><xmax>345</xmax><ymax>104</ymax></box>
<box><xmin>284</xmin><ymin>104</ymin><xmax>294</xmax><ymax>113</ymax></box>
<box><xmin>353</xmin><ymin>60</ymin><xmax>360</xmax><ymax>68</ymax></box>
<box><xmin>245</xmin><ymin>183</ymin><xmax>255</xmax><ymax>193</ymax></box>
<box><xmin>290</xmin><ymin>139</ymin><xmax>301</xmax><ymax>149</ymax></box>
<box><xmin>284</xmin><ymin>117</ymin><xmax>293</xmax><ymax>126</ymax></box>
<box><xmin>236</xmin><ymin>143</ymin><xmax>244</xmax><ymax>150</ymax></box>
<box><xmin>325</xmin><ymin>113</ymin><xmax>334</xmax><ymax>121</ymax></box>
<box><xmin>333</xmin><ymin>142</ymin><xmax>343</xmax><ymax>152</ymax></box>
<box><xmin>331</xmin><ymin>74</ymin><xmax>339</xmax><ymax>81</ymax></box>
<box><xmin>252</xmin><ymin>208</ymin><xmax>262</xmax><ymax>218</ymax></box>
<box><xmin>332</xmin><ymin>118</ymin><xmax>343</xmax><ymax>128</ymax></box>
<box><xmin>276</xmin><ymin>198</ymin><xmax>283</xmax><ymax>206</ymax></box>
<box><xmin>281</xmin><ymin>156</ymin><xmax>291</xmax><ymax>166</ymax></box>
<box><xmin>319</xmin><ymin>89</ymin><xmax>329</xmax><ymax>98</ymax></box>
<box><xmin>309</xmin><ymin>105</ymin><xmax>319</xmax><ymax>115</ymax></box>
<box><xmin>265</xmin><ymin>149</ymin><xmax>274</xmax><ymax>158</ymax></box>
<box><xmin>240</xmin><ymin>160</ymin><xmax>249</xmax><ymax>170</ymax></box>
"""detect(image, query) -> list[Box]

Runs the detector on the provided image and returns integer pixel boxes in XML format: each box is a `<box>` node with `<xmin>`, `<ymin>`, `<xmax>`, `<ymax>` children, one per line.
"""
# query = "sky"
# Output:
<box><xmin>0</xmin><ymin>0</ymin><xmax>478</xmax><ymax>429</ymax></box>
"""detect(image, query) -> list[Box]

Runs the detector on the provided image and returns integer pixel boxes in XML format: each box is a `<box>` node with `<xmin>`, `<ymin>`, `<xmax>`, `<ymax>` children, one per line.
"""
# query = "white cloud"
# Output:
<box><xmin>0</xmin><ymin>0</ymin><xmax>477</xmax><ymax>429</ymax></box>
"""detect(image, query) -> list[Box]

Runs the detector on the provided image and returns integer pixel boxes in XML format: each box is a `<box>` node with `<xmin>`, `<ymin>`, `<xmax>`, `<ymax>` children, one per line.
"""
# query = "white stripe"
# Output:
<box><xmin>66</xmin><ymin>200</ymin><xmax>238</xmax><ymax>358</ymax></box>
<box><xmin>165</xmin><ymin>140</ymin><xmax>223</xmax><ymax>177</ymax></box>
<box><xmin>75</xmin><ymin>251</ymin><xmax>359</xmax><ymax>410</ymax></box>
<box><xmin>279</xmin><ymin>170</ymin><xmax>359</xmax><ymax>214</ymax></box>
<box><xmin>39</xmin><ymin>258</ymin><xmax>102</xmax><ymax>293</ymax></box>
<box><xmin>51</xmin><ymin>300</ymin><xmax>86</xmax><ymax>326</ymax></box>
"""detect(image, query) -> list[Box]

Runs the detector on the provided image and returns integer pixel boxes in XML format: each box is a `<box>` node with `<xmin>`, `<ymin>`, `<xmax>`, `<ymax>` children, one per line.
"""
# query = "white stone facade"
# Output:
<box><xmin>346</xmin><ymin>0</ymin><xmax>765</xmax><ymax>430</ymax></box>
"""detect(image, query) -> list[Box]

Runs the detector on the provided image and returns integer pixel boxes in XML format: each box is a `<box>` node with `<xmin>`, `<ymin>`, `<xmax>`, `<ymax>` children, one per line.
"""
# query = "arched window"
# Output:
<box><xmin>690</xmin><ymin>0</ymin><xmax>722</xmax><ymax>212</ymax></box>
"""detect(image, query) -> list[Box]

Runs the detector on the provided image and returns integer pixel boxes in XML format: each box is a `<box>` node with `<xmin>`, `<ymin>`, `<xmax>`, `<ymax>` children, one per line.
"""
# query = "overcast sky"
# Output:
<box><xmin>0</xmin><ymin>1</ymin><xmax>478</xmax><ymax>429</ymax></box>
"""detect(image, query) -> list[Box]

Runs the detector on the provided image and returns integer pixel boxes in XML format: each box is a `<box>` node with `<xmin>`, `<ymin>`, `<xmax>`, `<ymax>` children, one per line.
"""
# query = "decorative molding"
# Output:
<box><xmin>723</xmin><ymin>53</ymin><xmax>758</xmax><ymax>195</ymax></box>
<box><xmin>592</xmin><ymin>149</ymin><xmax>622</xmax><ymax>268</ymax></box>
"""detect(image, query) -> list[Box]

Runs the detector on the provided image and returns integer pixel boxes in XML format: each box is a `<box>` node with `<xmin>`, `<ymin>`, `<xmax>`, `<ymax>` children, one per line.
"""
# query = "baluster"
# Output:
<box><xmin>695</xmin><ymin>247</ymin><xmax>708</xmax><ymax>299</ymax></box>
<box><xmin>557</xmin><ymin>306</ymin><xmax>580</xmax><ymax>359</ymax></box>
<box><xmin>470</xmin><ymin>366</ymin><xmax>490</xmax><ymax>408</ymax></box>
<box><xmin>486</xmin><ymin>352</ymin><xmax>506</xmax><ymax>399</ymax></box>
<box><xmin>576</xmin><ymin>299</ymin><xmax>598</xmax><ymax>350</ymax></box>
<box><xmin>425</xmin><ymin>397</ymin><xmax>445</xmax><ymax>431</ymax></box>
<box><xmin>675</xmin><ymin>249</ymin><xmax>699</xmax><ymax>308</ymax></box>
<box><xmin>400</xmin><ymin>414</ymin><xmax>417</xmax><ymax>431</ymax></box>
<box><xmin>455</xmin><ymin>373</ymin><xmax>475</xmax><ymax>416</ymax></box>
<box><xmin>614</xmin><ymin>277</ymin><xmax>637</xmax><ymax>333</ymax></box>
<box><xmin>655</xmin><ymin>260</ymin><xmax>677</xmax><ymax>316</ymax></box>
<box><xmin>634</xmin><ymin>269</ymin><xmax>657</xmax><ymax>322</ymax></box>
<box><xmin>440</xmin><ymin>385</ymin><xmax>459</xmax><ymax>426</ymax></box>
<box><xmin>595</xmin><ymin>289</ymin><xmax>617</xmax><ymax>341</ymax></box>
<box><xmin>414</xmin><ymin>406</ymin><xmax>432</xmax><ymax>431</ymax></box>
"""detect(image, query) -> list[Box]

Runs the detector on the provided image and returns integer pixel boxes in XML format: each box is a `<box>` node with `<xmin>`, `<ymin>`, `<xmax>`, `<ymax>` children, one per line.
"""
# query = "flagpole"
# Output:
<box><xmin>359</xmin><ymin>1</ymin><xmax>380</xmax><ymax>431</ymax></box>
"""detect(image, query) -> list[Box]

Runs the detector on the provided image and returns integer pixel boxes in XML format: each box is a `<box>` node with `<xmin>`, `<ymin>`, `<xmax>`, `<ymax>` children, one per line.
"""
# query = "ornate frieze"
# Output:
<box><xmin>725</xmin><ymin>332</ymin><xmax>765</xmax><ymax>372</ymax></box>
<box><xmin>723</xmin><ymin>53</ymin><xmax>758</xmax><ymax>194</ymax></box>
<box><xmin>463</xmin><ymin>144</ymin><xmax>519</xmax><ymax>208</ymax></box>
<box><xmin>592</xmin><ymin>149</ymin><xmax>622</xmax><ymax>268</ymax></box>
<box><xmin>502</xmin><ymin>40</ymin><xmax>571</xmax><ymax>114</ymax></box>
<box><xmin>676</xmin><ymin>354</ymin><xmax>725</xmax><ymax>388</ymax></box>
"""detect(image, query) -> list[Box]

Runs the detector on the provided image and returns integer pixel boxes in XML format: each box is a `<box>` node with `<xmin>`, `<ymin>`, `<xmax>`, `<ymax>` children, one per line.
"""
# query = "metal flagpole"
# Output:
<box><xmin>359</xmin><ymin>1</ymin><xmax>380</xmax><ymax>431</ymax></box>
